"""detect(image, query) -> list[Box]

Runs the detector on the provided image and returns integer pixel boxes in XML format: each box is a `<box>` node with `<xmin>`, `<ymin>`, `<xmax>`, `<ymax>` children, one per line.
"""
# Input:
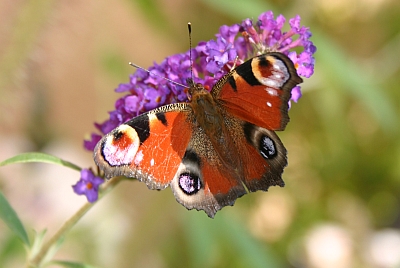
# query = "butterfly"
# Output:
<box><xmin>94</xmin><ymin>51</ymin><xmax>302</xmax><ymax>218</ymax></box>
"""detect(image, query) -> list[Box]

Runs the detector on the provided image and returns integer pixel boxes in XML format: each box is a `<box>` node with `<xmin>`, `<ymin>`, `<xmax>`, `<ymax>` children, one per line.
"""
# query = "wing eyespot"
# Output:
<box><xmin>178</xmin><ymin>173</ymin><xmax>202</xmax><ymax>195</ymax></box>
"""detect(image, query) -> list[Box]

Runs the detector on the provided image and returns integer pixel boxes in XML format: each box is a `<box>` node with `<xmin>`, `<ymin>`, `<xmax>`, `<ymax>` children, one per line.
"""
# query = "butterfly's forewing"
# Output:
<box><xmin>213</xmin><ymin>52</ymin><xmax>302</xmax><ymax>131</ymax></box>
<box><xmin>94</xmin><ymin>103</ymin><xmax>193</xmax><ymax>190</ymax></box>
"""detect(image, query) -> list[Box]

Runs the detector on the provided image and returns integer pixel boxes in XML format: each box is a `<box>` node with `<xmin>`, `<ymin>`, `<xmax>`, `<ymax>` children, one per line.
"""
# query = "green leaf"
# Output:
<box><xmin>0</xmin><ymin>191</ymin><xmax>30</xmax><ymax>246</ymax></box>
<box><xmin>0</xmin><ymin>152</ymin><xmax>81</xmax><ymax>171</ymax></box>
<box><xmin>51</xmin><ymin>260</ymin><xmax>99</xmax><ymax>268</ymax></box>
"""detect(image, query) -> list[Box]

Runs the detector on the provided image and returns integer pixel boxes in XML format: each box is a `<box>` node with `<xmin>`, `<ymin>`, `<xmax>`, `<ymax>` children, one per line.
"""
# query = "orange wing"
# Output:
<box><xmin>94</xmin><ymin>103</ymin><xmax>193</xmax><ymax>190</ymax></box>
<box><xmin>212</xmin><ymin>52</ymin><xmax>302</xmax><ymax>131</ymax></box>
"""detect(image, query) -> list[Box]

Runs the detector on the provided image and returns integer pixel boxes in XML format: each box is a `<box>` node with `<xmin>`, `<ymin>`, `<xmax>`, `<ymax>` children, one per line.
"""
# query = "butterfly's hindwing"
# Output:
<box><xmin>169</xmin><ymin>125</ymin><xmax>247</xmax><ymax>218</ymax></box>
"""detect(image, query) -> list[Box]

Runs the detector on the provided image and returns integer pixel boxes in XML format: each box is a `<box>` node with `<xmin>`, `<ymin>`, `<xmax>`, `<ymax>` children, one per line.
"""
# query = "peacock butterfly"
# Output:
<box><xmin>93</xmin><ymin>51</ymin><xmax>302</xmax><ymax>218</ymax></box>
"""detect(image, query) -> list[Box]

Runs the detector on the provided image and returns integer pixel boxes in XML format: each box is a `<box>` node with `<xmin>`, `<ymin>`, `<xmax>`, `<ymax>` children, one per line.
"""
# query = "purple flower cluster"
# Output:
<box><xmin>72</xmin><ymin>169</ymin><xmax>104</xmax><ymax>202</ymax></box>
<box><xmin>84</xmin><ymin>11</ymin><xmax>316</xmax><ymax>151</ymax></box>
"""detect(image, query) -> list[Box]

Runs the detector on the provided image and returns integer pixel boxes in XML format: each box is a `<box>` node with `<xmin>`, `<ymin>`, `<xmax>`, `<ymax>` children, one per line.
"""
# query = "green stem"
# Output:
<box><xmin>27</xmin><ymin>176</ymin><xmax>126</xmax><ymax>267</ymax></box>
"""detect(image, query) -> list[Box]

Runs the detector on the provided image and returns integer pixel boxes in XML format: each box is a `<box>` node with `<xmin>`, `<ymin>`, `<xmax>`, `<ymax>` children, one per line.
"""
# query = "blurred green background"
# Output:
<box><xmin>0</xmin><ymin>0</ymin><xmax>399</xmax><ymax>267</ymax></box>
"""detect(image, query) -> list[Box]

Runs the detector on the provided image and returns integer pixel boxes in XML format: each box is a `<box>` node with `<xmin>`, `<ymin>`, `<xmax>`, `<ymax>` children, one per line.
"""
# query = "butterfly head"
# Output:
<box><xmin>186</xmin><ymin>78</ymin><xmax>209</xmax><ymax>100</ymax></box>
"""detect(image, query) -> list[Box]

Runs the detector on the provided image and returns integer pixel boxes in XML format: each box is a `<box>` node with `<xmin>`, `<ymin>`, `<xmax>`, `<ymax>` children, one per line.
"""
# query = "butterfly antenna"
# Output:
<box><xmin>128</xmin><ymin>62</ymin><xmax>186</xmax><ymax>88</ymax></box>
<box><xmin>187</xmin><ymin>22</ymin><xmax>195</xmax><ymax>86</ymax></box>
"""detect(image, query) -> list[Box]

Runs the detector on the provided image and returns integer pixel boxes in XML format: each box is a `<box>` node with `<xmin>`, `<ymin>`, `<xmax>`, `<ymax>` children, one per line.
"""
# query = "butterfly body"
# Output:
<box><xmin>94</xmin><ymin>52</ymin><xmax>302</xmax><ymax>218</ymax></box>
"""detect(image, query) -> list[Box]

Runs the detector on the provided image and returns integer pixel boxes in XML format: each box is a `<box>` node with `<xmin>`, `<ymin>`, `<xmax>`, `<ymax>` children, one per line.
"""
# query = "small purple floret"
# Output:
<box><xmin>72</xmin><ymin>169</ymin><xmax>104</xmax><ymax>202</ymax></box>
